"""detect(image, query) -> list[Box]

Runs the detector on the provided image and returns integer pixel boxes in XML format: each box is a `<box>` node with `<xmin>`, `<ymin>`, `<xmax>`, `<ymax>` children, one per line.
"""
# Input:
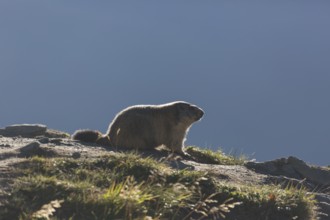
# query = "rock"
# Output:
<box><xmin>287</xmin><ymin>156</ymin><xmax>330</xmax><ymax>186</ymax></box>
<box><xmin>245</xmin><ymin>156</ymin><xmax>330</xmax><ymax>186</ymax></box>
<box><xmin>315</xmin><ymin>193</ymin><xmax>330</xmax><ymax>220</ymax></box>
<box><xmin>166</xmin><ymin>160</ymin><xmax>194</xmax><ymax>170</ymax></box>
<box><xmin>72</xmin><ymin>152</ymin><xmax>81</xmax><ymax>159</ymax></box>
<box><xmin>19</xmin><ymin>142</ymin><xmax>57</xmax><ymax>157</ymax></box>
<box><xmin>0</xmin><ymin>129</ymin><xmax>5</xmax><ymax>136</ymax></box>
<box><xmin>37</xmin><ymin>137</ymin><xmax>50</xmax><ymax>144</ymax></box>
<box><xmin>0</xmin><ymin>124</ymin><xmax>47</xmax><ymax>138</ymax></box>
<box><xmin>50</xmin><ymin>139</ymin><xmax>63</xmax><ymax>144</ymax></box>
<box><xmin>245</xmin><ymin>157</ymin><xmax>301</xmax><ymax>179</ymax></box>
<box><xmin>44</xmin><ymin>129</ymin><xmax>70</xmax><ymax>138</ymax></box>
<box><xmin>19</xmin><ymin>142</ymin><xmax>41</xmax><ymax>156</ymax></box>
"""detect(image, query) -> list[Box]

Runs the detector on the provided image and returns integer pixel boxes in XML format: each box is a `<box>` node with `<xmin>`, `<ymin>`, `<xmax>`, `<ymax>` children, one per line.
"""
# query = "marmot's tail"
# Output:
<box><xmin>72</xmin><ymin>129</ymin><xmax>102</xmax><ymax>143</ymax></box>
<box><xmin>72</xmin><ymin>129</ymin><xmax>111</xmax><ymax>146</ymax></box>
<box><xmin>71</xmin><ymin>130</ymin><xmax>111</xmax><ymax>146</ymax></box>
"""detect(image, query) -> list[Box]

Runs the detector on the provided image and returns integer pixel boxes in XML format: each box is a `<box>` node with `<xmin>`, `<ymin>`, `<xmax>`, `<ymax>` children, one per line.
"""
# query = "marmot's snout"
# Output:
<box><xmin>195</xmin><ymin>107</ymin><xmax>204</xmax><ymax>121</ymax></box>
<box><xmin>189</xmin><ymin>105</ymin><xmax>204</xmax><ymax>121</ymax></box>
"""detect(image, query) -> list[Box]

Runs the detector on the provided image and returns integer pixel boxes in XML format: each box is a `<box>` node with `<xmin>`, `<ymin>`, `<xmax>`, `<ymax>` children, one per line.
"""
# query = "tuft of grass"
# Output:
<box><xmin>185</xmin><ymin>146</ymin><xmax>246</xmax><ymax>165</ymax></box>
<box><xmin>1</xmin><ymin>151</ymin><xmax>317</xmax><ymax>220</ymax></box>
<box><xmin>102</xmin><ymin>176</ymin><xmax>156</xmax><ymax>219</ymax></box>
<box><xmin>92</xmin><ymin>152</ymin><xmax>169</xmax><ymax>182</ymax></box>
<box><xmin>214</xmin><ymin>182</ymin><xmax>317</xmax><ymax>220</ymax></box>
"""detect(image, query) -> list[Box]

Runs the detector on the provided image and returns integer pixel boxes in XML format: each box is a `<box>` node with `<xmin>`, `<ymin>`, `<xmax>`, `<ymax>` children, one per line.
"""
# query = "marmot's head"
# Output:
<box><xmin>173</xmin><ymin>101</ymin><xmax>204</xmax><ymax>124</ymax></box>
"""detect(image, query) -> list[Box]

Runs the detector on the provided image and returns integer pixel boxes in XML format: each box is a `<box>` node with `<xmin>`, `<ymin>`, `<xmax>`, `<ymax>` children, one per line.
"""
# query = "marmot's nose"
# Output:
<box><xmin>197</xmin><ymin>108</ymin><xmax>204</xmax><ymax>119</ymax></box>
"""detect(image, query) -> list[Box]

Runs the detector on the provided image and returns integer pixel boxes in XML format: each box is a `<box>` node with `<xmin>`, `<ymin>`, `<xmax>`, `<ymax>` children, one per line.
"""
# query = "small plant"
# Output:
<box><xmin>185</xmin><ymin>146</ymin><xmax>246</xmax><ymax>165</ymax></box>
<box><xmin>103</xmin><ymin>176</ymin><xmax>155</xmax><ymax>219</ymax></box>
<box><xmin>214</xmin><ymin>182</ymin><xmax>317</xmax><ymax>220</ymax></box>
<box><xmin>92</xmin><ymin>152</ymin><xmax>169</xmax><ymax>182</ymax></box>
<box><xmin>183</xmin><ymin>195</ymin><xmax>242</xmax><ymax>220</ymax></box>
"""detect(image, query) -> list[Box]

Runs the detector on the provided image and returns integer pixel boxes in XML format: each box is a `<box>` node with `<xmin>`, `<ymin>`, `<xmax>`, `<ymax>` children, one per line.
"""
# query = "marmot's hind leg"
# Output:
<box><xmin>96</xmin><ymin>136</ymin><xmax>111</xmax><ymax>146</ymax></box>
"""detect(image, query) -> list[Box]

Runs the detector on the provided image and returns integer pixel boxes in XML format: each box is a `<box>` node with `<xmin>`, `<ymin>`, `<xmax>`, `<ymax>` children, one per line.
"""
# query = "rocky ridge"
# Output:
<box><xmin>0</xmin><ymin>124</ymin><xmax>329</xmax><ymax>219</ymax></box>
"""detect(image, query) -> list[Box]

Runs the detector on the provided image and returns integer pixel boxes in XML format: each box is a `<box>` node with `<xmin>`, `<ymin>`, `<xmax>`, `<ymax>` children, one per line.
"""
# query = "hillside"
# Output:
<box><xmin>0</xmin><ymin>124</ymin><xmax>329</xmax><ymax>220</ymax></box>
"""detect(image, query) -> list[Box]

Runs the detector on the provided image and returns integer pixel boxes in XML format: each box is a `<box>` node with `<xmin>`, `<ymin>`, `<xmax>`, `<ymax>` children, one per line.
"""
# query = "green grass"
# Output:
<box><xmin>185</xmin><ymin>146</ymin><xmax>246</xmax><ymax>165</ymax></box>
<box><xmin>214</xmin><ymin>182</ymin><xmax>316</xmax><ymax>220</ymax></box>
<box><xmin>1</xmin><ymin>151</ymin><xmax>317</xmax><ymax>220</ymax></box>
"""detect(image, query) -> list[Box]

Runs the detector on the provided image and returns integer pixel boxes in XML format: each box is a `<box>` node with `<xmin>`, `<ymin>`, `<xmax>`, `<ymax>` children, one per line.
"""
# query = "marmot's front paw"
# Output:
<box><xmin>172</xmin><ymin>149</ymin><xmax>189</xmax><ymax>158</ymax></box>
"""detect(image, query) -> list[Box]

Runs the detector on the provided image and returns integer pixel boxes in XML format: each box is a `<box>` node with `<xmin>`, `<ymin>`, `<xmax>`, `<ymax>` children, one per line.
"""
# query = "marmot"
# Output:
<box><xmin>72</xmin><ymin>101</ymin><xmax>204</xmax><ymax>154</ymax></box>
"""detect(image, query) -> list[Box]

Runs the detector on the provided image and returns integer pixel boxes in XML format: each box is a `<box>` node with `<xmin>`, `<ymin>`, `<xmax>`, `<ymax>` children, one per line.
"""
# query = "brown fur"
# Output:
<box><xmin>72</xmin><ymin>101</ymin><xmax>204</xmax><ymax>154</ymax></box>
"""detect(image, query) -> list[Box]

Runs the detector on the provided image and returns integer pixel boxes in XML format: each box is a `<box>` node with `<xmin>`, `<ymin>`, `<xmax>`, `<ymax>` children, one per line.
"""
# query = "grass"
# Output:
<box><xmin>0</xmin><ymin>150</ymin><xmax>317</xmax><ymax>220</ymax></box>
<box><xmin>214</xmin><ymin>182</ymin><xmax>316</xmax><ymax>220</ymax></box>
<box><xmin>185</xmin><ymin>146</ymin><xmax>246</xmax><ymax>165</ymax></box>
